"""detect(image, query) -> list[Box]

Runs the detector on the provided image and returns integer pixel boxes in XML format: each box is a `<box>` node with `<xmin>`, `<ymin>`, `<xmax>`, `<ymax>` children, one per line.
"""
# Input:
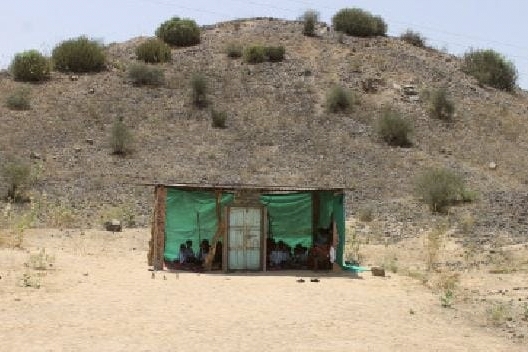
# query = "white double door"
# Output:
<box><xmin>228</xmin><ymin>207</ymin><xmax>262</xmax><ymax>270</ymax></box>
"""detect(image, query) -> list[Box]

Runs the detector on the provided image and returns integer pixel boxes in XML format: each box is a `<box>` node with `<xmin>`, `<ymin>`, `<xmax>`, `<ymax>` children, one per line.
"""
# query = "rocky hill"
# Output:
<box><xmin>1</xmin><ymin>18</ymin><xmax>528</xmax><ymax>242</ymax></box>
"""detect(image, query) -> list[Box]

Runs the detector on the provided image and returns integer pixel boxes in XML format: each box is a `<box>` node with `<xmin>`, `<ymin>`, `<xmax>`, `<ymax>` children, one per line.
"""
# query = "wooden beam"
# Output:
<box><xmin>151</xmin><ymin>185</ymin><xmax>167</xmax><ymax>270</ymax></box>
<box><xmin>203</xmin><ymin>190</ymin><xmax>225</xmax><ymax>271</ymax></box>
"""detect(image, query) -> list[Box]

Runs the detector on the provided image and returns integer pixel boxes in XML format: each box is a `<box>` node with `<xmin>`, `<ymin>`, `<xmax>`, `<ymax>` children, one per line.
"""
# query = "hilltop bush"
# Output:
<box><xmin>265</xmin><ymin>46</ymin><xmax>285</xmax><ymax>62</ymax></box>
<box><xmin>1</xmin><ymin>158</ymin><xmax>32</xmax><ymax>202</ymax></box>
<box><xmin>136</xmin><ymin>38</ymin><xmax>171</xmax><ymax>63</ymax></box>
<box><xmin>326</xmin><ymin>85</ymin><xmax>355</xmax><ymax>113</ymax></box>
<box><xmin>400</xmin><ymin>29</ymin><xmax>426</xmax><ymax>47</ymax></box>
<box><xmin>191</xmin><ymin>73</ymin><xmax>208</xmax><ymax>108</ymax></box>
<box><xmin>5</xmin><ymin>87</ymin><xmax>31</xmax><ymax>111</ymax></box>
<box><xmin>376</xmin><ymin>109</ymin><xmax>413</xmax><ymax>147</ymax></box>
<box><xmin>244</xmin><ymin>45</ymin><xmax>266</xmax><ymax>63</ymax></box>
<box><xmin>301</xmin><ymin>10</ymin><xmax>319</xmax><ymax>37</ymax></box>
<box><xmin>462</xmin><ymin>49</ymin><xmax>517</xmax><ymax>91</ymax></box>
<box><xmin>9</xmin><ymin>50</ymin><xmax>51</xmax><ymax>82</ymax></box>
<box><xmin>52</xmin><ymin>36</ymin><xmax>106</xmax><ymax>73</ymax></box>
<box><xmin>428</xmin><ymin>88</ymin><xmax>455</xmax><ymax>121</ymax></box>
<box><xmin>110</xmin><ymin>117</ymin><xmax>133</xmax><ymax>155</ymax></box>
<box><xmin>226</xmin><ymin>42</ymin><xmax>243</xmax><ymax>58</ymax></box>
<box><xmin>332</xmin><ymin>8</ymin><xmax>387</xmax><ymax>37</ymax></box>
<box><xmin>128</xmin><ymin>63</ymin><xmax>164</xmax><ymax>86</ymax></box>
<box><xmin>414</xmin><ymin>167</ymin><xmax>466</xmax><ymax>213</ymax></box>
<box><xmin>155</xmin><ymin>17</ymin><xmax>200</xmax><ymax>47</ymax></box>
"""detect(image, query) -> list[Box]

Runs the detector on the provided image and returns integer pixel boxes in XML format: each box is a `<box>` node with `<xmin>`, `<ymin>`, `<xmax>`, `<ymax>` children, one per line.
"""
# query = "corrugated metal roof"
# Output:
<box><xmin>138</xmin><ymin>182</ymin><xmax>352</xmax><ymax>192</ymax></box>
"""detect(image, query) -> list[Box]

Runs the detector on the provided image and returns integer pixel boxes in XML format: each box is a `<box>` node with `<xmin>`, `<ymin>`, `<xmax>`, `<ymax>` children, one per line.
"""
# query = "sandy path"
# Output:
<box><xmin>0</xmin><ymin>229</ymin><xmax>523</xmax><ymax>351</ymax></box>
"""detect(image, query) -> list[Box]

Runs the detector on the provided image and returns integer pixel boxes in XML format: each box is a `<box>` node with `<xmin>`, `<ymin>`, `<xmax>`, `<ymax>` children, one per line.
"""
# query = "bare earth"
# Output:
<box><xmin>0</xmin><ymin>229</ymin><xmax>525</xmax><ymax>352</ymax></box>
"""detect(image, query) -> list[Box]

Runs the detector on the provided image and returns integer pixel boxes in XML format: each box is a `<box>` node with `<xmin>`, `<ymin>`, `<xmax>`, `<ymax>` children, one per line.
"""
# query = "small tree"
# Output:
<box><xmin>136</xmin><ymin>38</ymin><xmax>171</xmax><ymax>63</ymax></box>
<box><xmin>1</xmin><ymin>159</ymin><xmax>32</xmax><ymax>202</ymax></box>
<box><xmin>265</xmin><ymin>46</ymin><xmax>285</xmax><ymax>62</ymax></box>
<box><xmin>244</xmin><ymin>45</ymin><xmax>266</xmax><ymax>64</ymax></box>
<box><xmin>332</xmin><ymin>8</ymin><xmax>387</xmax><ymax>37</ymax></box>
<box><xmin>326</xmin><ymin>85</ymin><xmax>354</xmax><ymax>113</ymax></box>
<box><xmin>128</xmin><ymin>63</ymin><xmax>164</xmax><ymax>86</ymax></box>
<box><xmin>462</xmin><ymin>49</ymin><xmax>517</xmax><ymax>91</ymax></box>
<box><xmin>429</xmin><ymin>88</ymin><xmax>455</xmax><ymax>121</ymax></box>
<box><xmin>400</xmin><ymin>29</ymin><xmax>426</xmax><ymax>48</ymax></box>
<box><xmin>9</xmin><ymin>50</ymin><xmax>51</xmax><ymax>82</ymax></box>
<box><xmin>414</xmin><ymin>167</ymin><xmax>465</xmax><ymax>213</ymax></box>
<box><xmin>110</xmin><ymin>117</ymin><xmax>133</xmax><ymax>155</ymax></box>
<box><xmin>376</xmin><ymin>109</ymin><xmax>413</xmax><ymax>147</ymax></box>
<box><xmin>191</xmin><ymin>73</ymin><xmax>208</xmax><ymax>108</ymax></box>
<box><xmin>5</xmin><ymin>87</ymin><xmax>31</xmax><ymax>110</ymax></box>
<box><xmin>301</xmin><ymin>10</ymin><xmax>319</xmax><ymax>37</ymax></box>
<box><xmin>52</xmin><ymin>36</ymin><xmax>106</xmax><ymax>73</ymax></box>
<box><xmin>155</xmin><ymin>17</ymin><xmax>201</xmax><ymax>47</ymax></box>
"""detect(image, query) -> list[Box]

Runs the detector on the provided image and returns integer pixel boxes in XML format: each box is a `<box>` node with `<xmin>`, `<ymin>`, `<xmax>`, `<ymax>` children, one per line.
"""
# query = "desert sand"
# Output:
<box><xmin>0</xmin><ymin>228</ymin><xmax>525</xmax><ymax>352</ymax></box>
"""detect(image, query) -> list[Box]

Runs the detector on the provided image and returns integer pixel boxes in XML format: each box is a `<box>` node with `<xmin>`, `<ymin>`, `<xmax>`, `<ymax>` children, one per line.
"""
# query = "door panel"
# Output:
<box><xmin>228</xmin><ymin>207</ymin><xmax>262</xmax><ymax>270</ymax></box>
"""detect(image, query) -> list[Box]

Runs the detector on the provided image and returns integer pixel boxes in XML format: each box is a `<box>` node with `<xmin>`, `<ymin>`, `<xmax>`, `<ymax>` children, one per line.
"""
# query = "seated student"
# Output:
<box><xmin>185</xmin><ymin>240</ymin><xmax>196</xmax><ymax>263</ymax></box>
<box><xmin>293</xmin><ymin>243</ymin><xmax>308</xmax><ymax>265</ymax></box>
<box><xmin>179</xmin><ymin>243</ymin><xmax>188</xmax><ymax>264</ymax></box>
<box><xmin>199</xmin><ymin>239</ymin><xmax>210</xmax><ymax>262</ymax></box>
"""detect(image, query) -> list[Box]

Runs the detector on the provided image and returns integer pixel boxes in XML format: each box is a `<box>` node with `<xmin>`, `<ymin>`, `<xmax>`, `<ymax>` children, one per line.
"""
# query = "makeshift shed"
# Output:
<box><xmin>148</xmin><ymin>183</ymin><xmax>347</xmax><ymax>272</ymax></box>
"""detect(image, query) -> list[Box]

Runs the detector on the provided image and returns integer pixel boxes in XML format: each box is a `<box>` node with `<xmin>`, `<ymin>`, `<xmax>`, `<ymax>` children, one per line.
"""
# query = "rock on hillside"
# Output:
<box><xmin>1</xmin><ymin>18</ymin><xmax>528</xmax><ymax>242</ymax></box>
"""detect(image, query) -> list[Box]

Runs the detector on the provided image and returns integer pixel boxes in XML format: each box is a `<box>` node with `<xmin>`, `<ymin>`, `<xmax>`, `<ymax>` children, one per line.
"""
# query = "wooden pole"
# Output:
<box><xmin>150</xmin><ymin>185</ymin><xmax>167</xmax><ymax>270</ymax></box>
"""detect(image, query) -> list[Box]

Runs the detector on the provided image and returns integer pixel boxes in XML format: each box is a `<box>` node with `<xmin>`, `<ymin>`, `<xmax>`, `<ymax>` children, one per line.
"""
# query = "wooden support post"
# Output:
<box><xmin>150</xmin><ymin>185</ymin><xmax>167</xmax><ymax>270</ymax></box>
<box><xmin>203</xmin><ymin>190</ymin><xmax>225</xmax><ymax>271</ymax></box>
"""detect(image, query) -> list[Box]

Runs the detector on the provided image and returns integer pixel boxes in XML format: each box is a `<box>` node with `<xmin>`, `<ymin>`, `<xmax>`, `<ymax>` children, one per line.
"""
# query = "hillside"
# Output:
<box><xmin>1</xmin><ymin>18</ymin><xmax>528</xmax><ymax>242</ymax></box>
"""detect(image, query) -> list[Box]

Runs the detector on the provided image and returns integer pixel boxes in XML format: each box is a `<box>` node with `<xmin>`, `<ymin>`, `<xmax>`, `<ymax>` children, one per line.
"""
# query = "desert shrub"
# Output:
<box><xmin>5</xmin><ymin>87</ymin><xmax>31</xmax><ymax>110</ymax></box>
<box><xmin>110</xmin><ymin>117</ymin><xmax>133</xmax><ymax>155</ymax></box>
<box><xmin>244</xmin><ymin>45</ymin><xmax>266</xmax><ymax>63</ymax></box>
<box><xmin>332</xmin><ymin>8</ymin><xmax>387</xmax><ymax>37</ymax></box>
<box><xmin>211</xmin><ymin>109</ymin><xmax>227</xmax><ymax>128</ymax></box>
<box><xmin>226</xmin><ymin>42</ymin><xmax>243</xmax><ymax>58</ymax></box>
<box><xmin>52</xmin><ymin>36</ymin><xmax>106</xmax><ymax>73</ymax></box>
<box><xmin>376</xmin><ymin>109</ymin><xmax>413</xmax><ymax>147</ymax></box>
<box><xmin>400</xmin><ymin>29</ymin><xmax>426</xmax><ymax>47</ymax></box>
<box><xmin>136</xmin><ymin>38</ymin><xmax>171</xmax><ymax>63</ymax></box>
<box><xmin>428</xmin><ymin>88</ymin><xmax>455</xmax><ymax>121</ymax></box>
<box><xmin>265</xmin><ymin>46</ymin><xmax>285</xmax><ymax>62</ymax></box>
<box><xmin>191</xmin><ymin>73</ymin><xmax>208</xmax><ymax>108</ymax></box>
<box><xmin>1</xmin><ymin>159</ymin><xmax>32</xmax><ymax>202</ymax></box>
<box><xmin>128</xmin><ymin>63</ymin><xmax>164</xmax><ymax>86</ymax></box>
<box><xmin>155</xmin><ymin>17</ymin><xmax>200</xmax><ymax>47</ymax></box>
<box><xmin>9</xmin><ymin>50</ymin><xmax>51</xmax><ymax>82</ymax></box>
<box><xmin>414</xmin><ymin>167</ymin><xmax>465</xmax><ymax>213</ymax></box>
<box><xmin>326</xmin><ymin>85</ymin><xmax>355</xmax><ymax>113</ymax></box>
<box><xmin>462</xmin><ymin>49</ymin><xmax>517</xmax><ymax>91</ymax></box>
<box><xmin>301</xmin><ymin>10</ymin><xmax>319</xmax><ymax>37</ymax></box>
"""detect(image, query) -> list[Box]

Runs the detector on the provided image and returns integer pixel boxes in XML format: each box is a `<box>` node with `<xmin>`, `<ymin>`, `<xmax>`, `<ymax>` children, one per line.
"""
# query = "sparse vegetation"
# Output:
<box><xmin>424</xmin><ymin>226</ymin><xmax>444</xmax><ymax>271</ymax></box>
<box><xmin>191</xmin><ymin>73</ymin><xmax>208</xmax><ymax>108</ymax></box>
<box><xmin>301</xmin><ymin>10</ymin><xmax>319</xmax><ymax>37</ymax></box>
<box><xmin>9</xmin><ymin>50</ymin><xmax>51</xmax><ymax>82</ymax></box>
<box><xmin>52</xmin><ymin>36</ymin><xmax>106</xmax><ymax>73</ymax></box>
<box><xmin>226</xmin><ymin>42</ymin><xmax>243</xmax><ymax>58</ymax></box>
<box><xmin>5</xmin><ymin>87</ymin><xmax>31</xmax><ymax>110</ymax></box>
<box><xmin>332</xmin><ymin>8</ymin><xmax>387</xmax><ymax>37</ymax></box>
<box><xmin>211</xmin><ymin>109</ymin><xmax>227</xmax><ymax>128</ymax></box>
<box><xmin>487</xmin><ymin>302</ymin><xmax>511</xmax><ymax>326</ymax></box>
<box><xmin>110</xmin><ymin>117</ymin><xmax>133</xmax><ymax>155</ymax></box>
<box><xmin>440</xmin><ymin>289</ymin><xmax>454</xmax><ymax>308</ymax></box>
<box><xmin>400</xmin><ymin>29</ymin><xmax>426</xmax><ymax>47</ymax></box>
<box><xmin>428</xmin><ymin>88</ymin><xmax>455</xmax><ymax>121</ymax></box>
<box><xmin>376</xmin><ymin>109</ymin><xmax>413</xmax><ymax>147</ymax></box>
<box><xmin>128</xmin><ymin>63</ymin><xmax>165</xmax><ymax>86</ymax></box>
<box><xmin>244</xmin><ymin>45</ymin><xmax>266</xmax><ymax>63</ymax></box>
<box><xmin>326</xmin><ymin>85</ymin><xmax>355</xmax><ymax>113</ymax></box>
<box><xmin>462</xmin><ymin>49</ymin><xmax>517</xmax><ymax>91</ymax></box>
<box><xmin>136</xmin><ymin>38</ymin><xmax>171</xmax><ymax>63</ymax></box>
<box><xmin>155</xmin><ymin>17</ymin><xmax>201</xmax><ymax>47</ymax></box>
<box><xmin>265</xmin><ymin>45</ymin><xmax>285</xmax><ymax>62</ymax></box>
<box><xmin>414</xmin><ymin>167</ymin><xmax>466</xmax><ymax>213</ymax></box>
<box><xmin>1</xmin><ymin>159</ymin><xmax>32</xmax><ymax>202</ymax></box>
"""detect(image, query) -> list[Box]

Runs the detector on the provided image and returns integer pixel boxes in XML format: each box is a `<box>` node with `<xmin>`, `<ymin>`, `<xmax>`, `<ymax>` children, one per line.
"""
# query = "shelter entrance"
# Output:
<box><xmin>227</xmin><ymin>207</ymin><xmax>263</xmax><ymax>270</ymax></box>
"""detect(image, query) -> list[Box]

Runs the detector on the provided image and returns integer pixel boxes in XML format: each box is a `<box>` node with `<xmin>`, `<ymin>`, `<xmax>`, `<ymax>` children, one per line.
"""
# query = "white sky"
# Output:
<box><xmin>2</xmin><ymin>0</ymin><xmax>528</xmax><ymax>89</ymax></box>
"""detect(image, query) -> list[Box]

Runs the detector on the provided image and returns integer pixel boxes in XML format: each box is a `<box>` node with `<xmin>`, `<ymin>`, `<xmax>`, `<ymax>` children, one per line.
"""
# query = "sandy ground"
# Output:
<box><xmin>0</xmin><ymin>228</ymin><xmax>526</xmax><ymax>352</ymax></box>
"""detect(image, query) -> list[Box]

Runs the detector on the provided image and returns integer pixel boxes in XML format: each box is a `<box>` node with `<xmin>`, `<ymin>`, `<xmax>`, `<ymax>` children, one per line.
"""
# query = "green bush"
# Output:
<box><xmin>265</xmin><ymin>46</ymin><xmax>285</xmax><ymax>62</ymax></box>
<box><xmin>376</xmin><ymin>109</ymin><xmax>413</xmax><ymax>147</ymax></box>
<box><xmin>1</xmin><ymin>159</ymin><xmax>32</xmax><ymax>202</ymax></box>
<box><xmin>211</xmin><ymin>109</ymin><xmax>227</xmax><ymax>128</ymax></box>
<box><xmin>400</xmin><ymin>29</ymin><xmax>426</xmax><ymax>47</ymax></box>
<box><xmin>191</xmin><ymin>73</ymin><xmax>208</xmax><ymax>108</ymax></box>
<box><xmin>332</xmin><ymin>8</ymin><xmax>387</xmax><ymax>37</ymax></box>
<box><xmin>128</xmin><ymin>63</ymin><xmax>164</xmax><ymax>86</ymax></box>
<box><xmin>155</xmin><ymin>17</ymin><xmax>201</xmax><ymax>47</ymax></box>
<box><xmin>5</xmin><ymin>87</ymin><xmax>31</xmax><ymax>110</ymax></box>
<box><xmin>9</xmin><ymin>50</ymin><xmax>51</xmax><ymax>82</ymax></box>
<box><xmin>110</xmin><ymin>117</ymin><xmax>133</xmax><ymax>155</ymax></box>
<box><xmin>244</xmin><ymin>45</ymin><xmax>266</xmax><ymax>63</ymax></box>
<box><xmin>301</xmin><ymin>10</ymin><xmax>319</xmax><ymax>37</ymax></box>
<box><xmin>429</xmin><ymin>88</ymin><xmax>455</xmax><ymax>121</ymax></box>
<box><xmin>136</xmin><ymin>38</ymin><xmax>171</xmax><ymax>63</ymax></box>
<box><xmin>52</xmin><ymin>36</ymin><xmax>106</xmax><ymax>73</ymax></box>
<box><xmin>226</xmin><ymin>42</ymin><xmax>243</xmax><ymax>58</ymax></box>
<box><xmin>326</xmin><ymin>85</ymin><xmax>355</xmax><ymax>113</ymax></box>
<box><xmin>462</xmin><ymin>49</ymin><xmax>517</xmax><ymax>91</ymax></box>
<box><xmin>414</xmin><ymin>167</ymin><xmax>466</xmax><ymax>213</ymax></box>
